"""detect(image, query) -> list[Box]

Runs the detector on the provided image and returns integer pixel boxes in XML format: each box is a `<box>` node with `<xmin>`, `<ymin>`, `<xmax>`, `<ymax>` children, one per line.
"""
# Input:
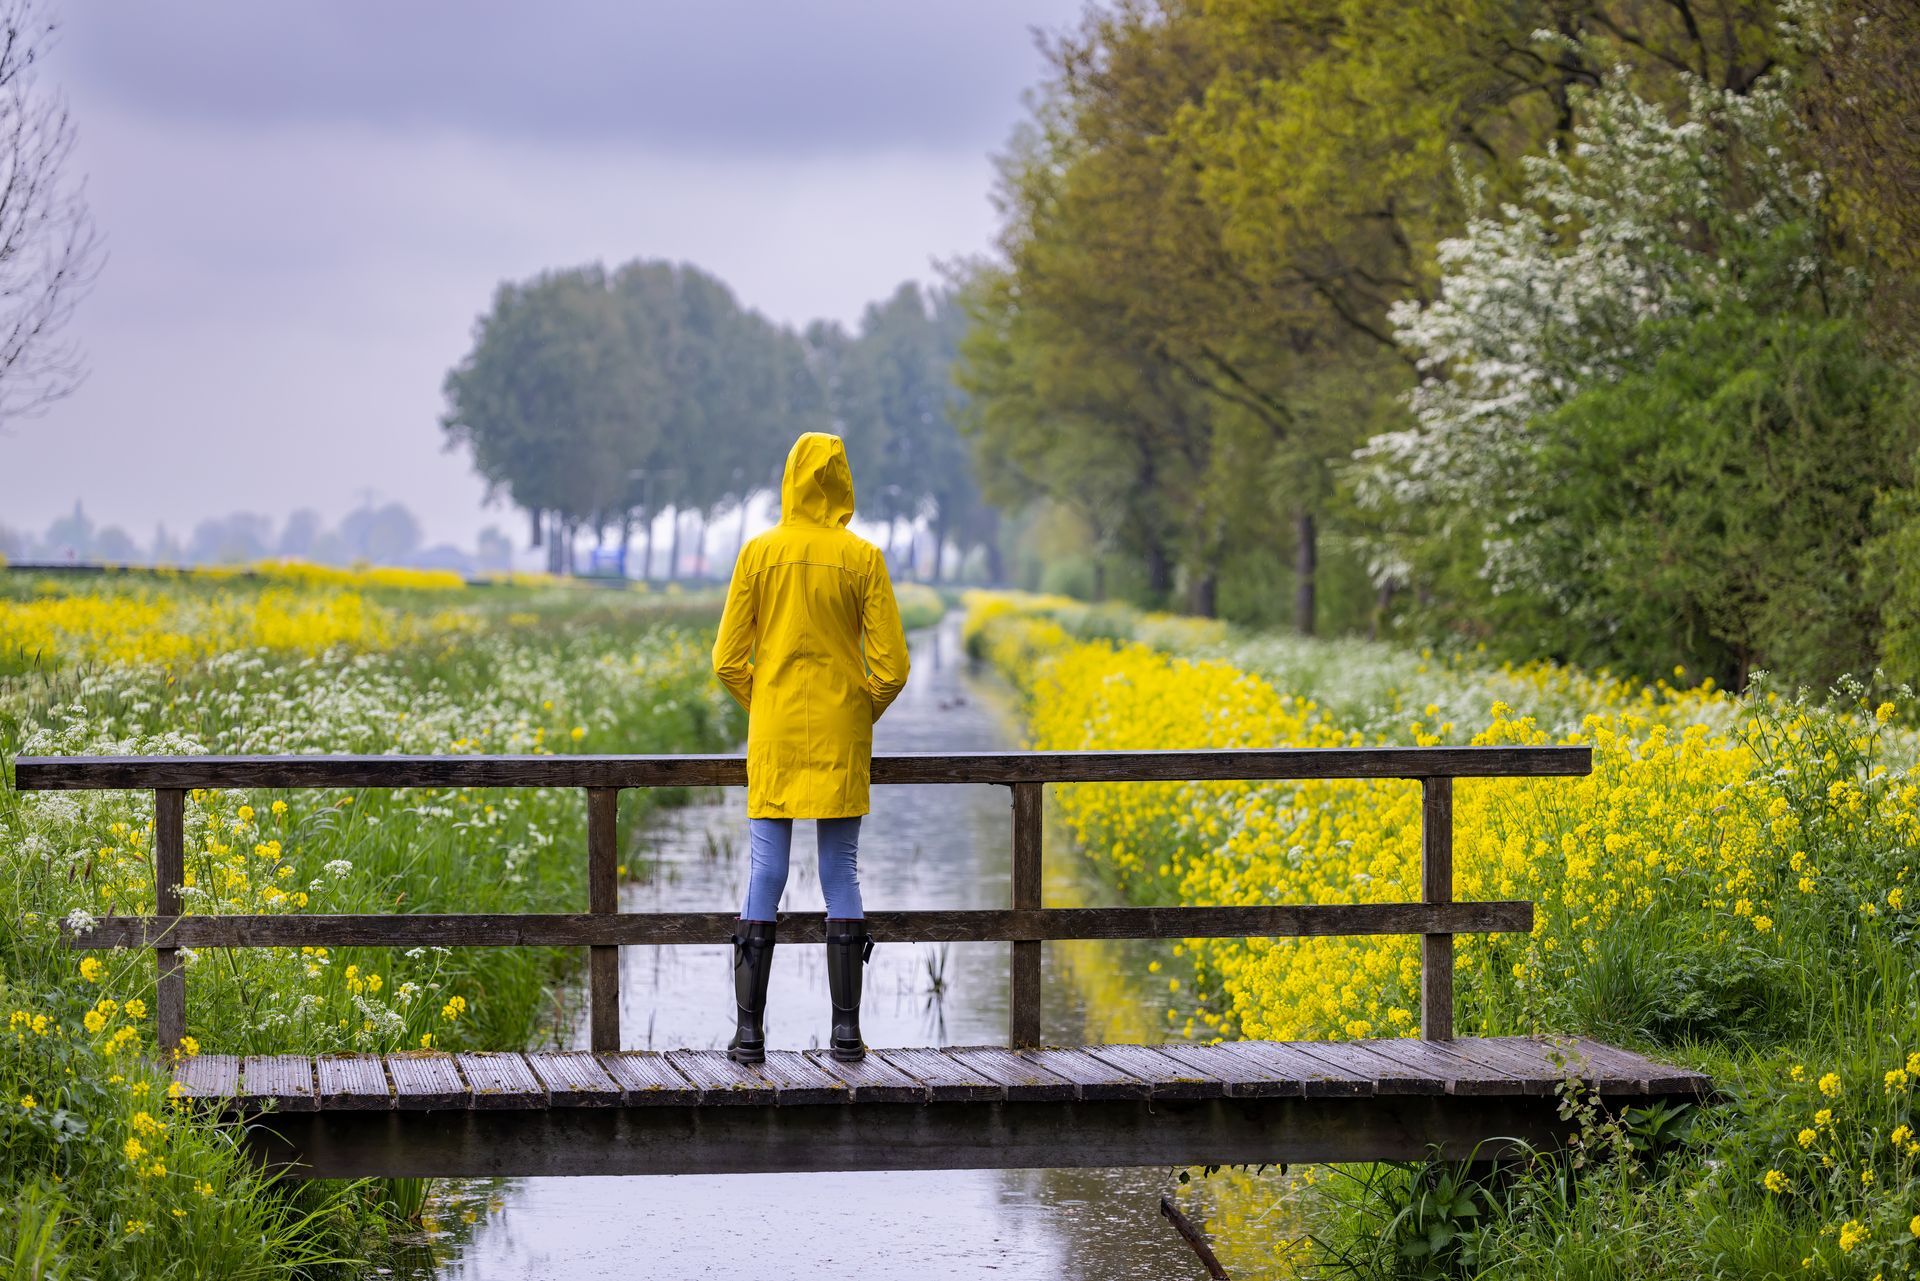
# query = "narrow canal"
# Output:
<box><xmin>409</xmin><ymin>618</ymin><xmax>1211</xmax><ymax>1279</ymax></box>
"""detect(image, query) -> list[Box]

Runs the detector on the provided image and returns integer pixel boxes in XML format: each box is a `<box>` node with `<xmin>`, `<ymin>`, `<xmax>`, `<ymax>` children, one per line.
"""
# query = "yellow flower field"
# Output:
<box><xmin>969</xmin><ymin>591</ymin><xmax>1920</xmax><ymax>1278</ymax></box>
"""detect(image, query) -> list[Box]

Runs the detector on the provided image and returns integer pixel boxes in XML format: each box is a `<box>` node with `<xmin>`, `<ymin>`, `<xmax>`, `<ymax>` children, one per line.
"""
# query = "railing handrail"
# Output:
<box><xmin>21</xmin><ymin>746</ymin><xmax>1593</xmax><ymax>1054</ymax></box>
<box><xmin>13</xmin><ymin>745</ymin><xmax>1591</xmax><ymax>790</ymax></box>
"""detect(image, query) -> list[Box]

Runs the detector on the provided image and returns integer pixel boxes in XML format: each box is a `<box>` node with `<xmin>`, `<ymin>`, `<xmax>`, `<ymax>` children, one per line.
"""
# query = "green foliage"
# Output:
<box><xmin>443</xmin><ymin>264</ymin><xmax>988</xmax><ymax>581</ymax></box>
<box><xmin>1511</xmin><ymin>303</ymin><xmax>1914</xmax><ymax>688</ymax></box>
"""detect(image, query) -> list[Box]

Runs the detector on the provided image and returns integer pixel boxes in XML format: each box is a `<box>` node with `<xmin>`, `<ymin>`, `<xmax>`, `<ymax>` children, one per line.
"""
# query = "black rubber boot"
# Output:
<box><xmin>727</xmin><ymin>919</ymin><xmax>776</xmax><ymax>1065</ymax></box>
<box><xmin>825</xmin><ymin>918</ymin><xmax>873</xmax><ymax>1063</ymax></box>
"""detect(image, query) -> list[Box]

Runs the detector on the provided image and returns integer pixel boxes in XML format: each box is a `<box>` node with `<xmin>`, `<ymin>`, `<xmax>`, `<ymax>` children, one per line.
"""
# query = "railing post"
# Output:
<box><xmin>1420</xmin><ymin>776</ymin><xmax>1454</xmax><ymax>1041</ymax></box>
<box><xmin>154</xmin><ymin>788</ymin><xmax>185</xmax><ymax>1054</ymax></box>
<box><xmin>1009</xmin><ymin>782</ymin><xmax>1043</xmax><ymax>1049</ymax></box>
<box><xmin>586</xmin><ymin>788</ymin><xmax>621</xmax><ymax>1053</ymax></box>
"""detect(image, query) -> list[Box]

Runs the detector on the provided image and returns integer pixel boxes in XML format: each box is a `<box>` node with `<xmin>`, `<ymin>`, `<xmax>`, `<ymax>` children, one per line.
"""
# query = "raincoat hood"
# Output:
<box><xmin>780</xmin><ymin>432</ymin><xmax>856</xmax><ymax>528</ymax></box>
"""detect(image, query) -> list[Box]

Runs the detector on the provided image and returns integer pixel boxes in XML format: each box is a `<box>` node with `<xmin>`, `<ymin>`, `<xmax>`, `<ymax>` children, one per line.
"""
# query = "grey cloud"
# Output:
<box><xmin>60</xmin><ymin>1</ymin><xmax>1084</xmax><ymax>154</ymax></box>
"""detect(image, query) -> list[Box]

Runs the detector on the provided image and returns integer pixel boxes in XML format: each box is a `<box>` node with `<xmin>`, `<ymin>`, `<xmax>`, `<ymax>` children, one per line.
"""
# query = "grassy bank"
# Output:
<box><xmin>966</xmin><ymin>592</ymin><xmax>1920</xmax><ymax>1280</ymax></box>
<box><xmin>0</xmin><ymin>568</ymin><xmax>749</xmax><ymax>1276</ymax></box>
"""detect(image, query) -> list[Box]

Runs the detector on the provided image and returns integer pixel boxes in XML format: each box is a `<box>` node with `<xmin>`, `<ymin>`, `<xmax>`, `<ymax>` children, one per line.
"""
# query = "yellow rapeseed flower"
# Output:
<box><xmin>1763</xmin><ymin>1169</ymin><xmax>1788</xmax><ymax>1194</ymax></box>
<box><xmin>19</xmin><ymin>1095</ymin><xmax>35</xmax><ymax>1110</ymax></box>
<box><xmin>78</xmin><ymin>956</ymin><xmax>104</xmax><ymax>983</ymax></box>
<box><xmin>1819</xmin><ymin>1073</ymin><xmax>1842</xmax><ymax>1098</ymax></box>
<box><xmin>1838</xmin><ymin>1220</ymin><xmax>1866</xmax><ymax>1252</ymax></box>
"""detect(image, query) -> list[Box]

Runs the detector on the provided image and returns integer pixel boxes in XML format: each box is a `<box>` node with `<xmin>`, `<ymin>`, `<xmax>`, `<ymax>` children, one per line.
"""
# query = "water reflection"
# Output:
<box><xmin>385</xmin><ymin>619</ymin><xmax>1233</xmax><ymax>1280</ymax></box>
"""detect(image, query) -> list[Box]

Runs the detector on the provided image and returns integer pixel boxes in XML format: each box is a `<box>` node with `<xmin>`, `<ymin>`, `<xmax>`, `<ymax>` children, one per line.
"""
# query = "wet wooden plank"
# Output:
<box><xmin>1290</xmin><ymin>1042</ymin><xmax>1446</xmax><ymax>1096</ymax></box>
<box><xmin>315</xmin><ymin>1055</ymin><xmax>392</xmax><ymax>1110</ymax></box>
<box><xmin>385</xmin><ymin>1053</ymin><xmax>468</xmax><ymax>1109</ymax></box>
<box><xmin>455</xmin><ymin>1053</ymin><xmax>545</xmax><ymax>1108</ymax></box>
<box><xmin>947</xmin><ymin>1046</ymin><xmax>1077</xmax><ymax>1102</ymax></box>
<box><xmin>240</xmin><ymin>1055</ymin><xmax>317</xmax><ymax>1111</ymax></box>
<box><xmin>172</xmin><ymin>1053</ymin><xmax>239</xmax><ymax>1104</ymax></box>
<box><xmin>873</xmin><ymin>1048</ymin><xmax>1005</xmax><ymax>1103</ymax></box>
<box><xmin>66</xmin><ymin>901</ymin><xmax>1534</xmax><ymax>950</ymax></box>
<box><xmin>1016</xmin><ymin>1047</ymin><xmax>1153</xmax><ymax>1101</ymax></box>
<box><xmin>1429</xmin><ymin>1038</ymin><xmax>1573</xmax><ymax>1095</ymax></box>
<box><xmin>525</xmin><ymin>1052</ymin><xmax>622</xmax><ymax>1107</ymax></box>
<box><xmin>596</xmin><ymin>1052</ymin><xmax>701</xmax><ymax>1106</ymax></box>
<box><xmin>756</xmin><ymin>1051</ymin><xmax>851</xmax><ymax>1106</ymax></box>
<box><xmin>1081</xmin><ymin>1045</ymin><xmax>1222</xmax><ymax>1101</ymax></box>
<box><xmin>1479</xmin><ymin>1037</ymin><xmax>1707</xmax><ymax>1096</ymax></box>
<box><xmin>1153</xmin><ymin>1042</ymin><xmax>1304</xmax><ymax>1099</ymax></box>
<box><xmin>666</xmin><ymin>1050</ymin><xmax>775</xmax><ymax>1104</ymax></box>
<box><xmin>1235</xmin><ymin>1041</ymin><xmax>1374</xmax><ymax>1097</ymax></box>
<box><xmin>1008</xmin><ymin>782</ymin><xmax>1043</xmax><ymax>1047</ymax></box>
<box><xmin>586</xmin><ymin>787</ymin><xmax>621</xmax><ymax>1054</ymax></box>
<box><xmin>15</xmin><ymin>745</ymin><xmax>1593</xmax><ymax>792</ymax></box>
<box><xmin>1561</xmin><ymin>1037</ymin><xmax>1709</xmax><ymax>1096</ymax></box>
<box><xmin>802</xmin><ymin>1049</ymin><xmax>928</xmax><ymax>1103</ymax></box>
<box><xmin>1421</xmin><ymin>777</ymin><xmax>1454</xmax><ymax>1040</ymax></box>
<box><xmin>1354</xmin><ymin>1038</ymin><xmax>1531</xmax><ymax>1097</ymax></box>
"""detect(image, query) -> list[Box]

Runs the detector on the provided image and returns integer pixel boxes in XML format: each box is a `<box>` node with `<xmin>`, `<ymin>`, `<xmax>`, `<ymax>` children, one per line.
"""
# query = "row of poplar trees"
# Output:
<box><xmin>954</xmin><ymin>0</ymin><xmax>1920</xmax><ymax>689</ymax></box>
<box><xmin>441</xmin><ymin>261</ymin><xmax>992</xmax><ymax>580</ymax></box>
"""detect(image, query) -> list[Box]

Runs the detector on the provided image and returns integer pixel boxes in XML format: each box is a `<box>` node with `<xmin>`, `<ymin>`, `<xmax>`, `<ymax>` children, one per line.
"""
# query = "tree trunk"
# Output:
<box><xmin>1190</xmin><ymin>568</ymin><xmax>1218</xmax><ymax>618</ymax></box>
<box><xmin>1092</xmin><ymin>557</ymin><xmax>1107</xmax><ymax>603</ymax></box>
<box><xmin>692</xmin><ymin>511</ymin><xmax>708</xmax><ymax>580</ymax></box>
<box><xmin>1370</xmin><ymin>579</ymin><xmax>1393</xmax><ymax>641</ymax></box>
<box><xmin>667</xmin><ymin>506</ymin><xmax>682</xmax><ymax>582</ymax></box>
<box><xmin>1294</xmin><ymin>510</ymin><xmax>1317</xmax><ymax>636</ymax></box>
<box><xmin>984</xmin><ymin>538</ymin><xmax>1004</xmax><ymax>586</ymax></box>
<box><xmin>529</xmin><ymin>507</ymin><xmax>543</xmax><ymax>549</ymax></box>
<box><xmin>616</xmin><ymin>515</ymin><xmax>632</xmax><ymax>578</ymax></box>
<box><xmin>932</xmin><ymin>508</ymin><xmax>949</xmax><ymax>584</ymax></box>
<box><xmin>1144</xmin><ymin>542</ymin><xmax>1174</xmax><ymax>602</ymax></box>
<box><xmin>639</xmin><ymin>508</ymin><xmax>654</xmax><ymax>582</ymax></box>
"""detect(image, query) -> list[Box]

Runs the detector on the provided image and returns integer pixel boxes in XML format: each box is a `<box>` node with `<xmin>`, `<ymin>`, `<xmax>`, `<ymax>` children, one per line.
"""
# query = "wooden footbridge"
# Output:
<box><xmin>16</xmin><ymin>747</ymin><xmax>1708</xmax><ymax>1179</ymax></box>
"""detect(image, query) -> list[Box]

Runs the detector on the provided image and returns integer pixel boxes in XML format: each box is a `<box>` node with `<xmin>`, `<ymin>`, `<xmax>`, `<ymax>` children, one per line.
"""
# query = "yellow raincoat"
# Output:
<box><xmin>712</xmin><ymin>432</ymin><xmax>910</xmax><ymax>818</ymax></box>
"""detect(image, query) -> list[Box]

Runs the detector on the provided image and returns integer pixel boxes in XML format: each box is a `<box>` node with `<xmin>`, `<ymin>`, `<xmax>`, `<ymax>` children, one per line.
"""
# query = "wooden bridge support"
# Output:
<box><xmin>241</xmin><ymin>1094</ymin><xmax>1584</xmax><ymax>1181</ymax></box>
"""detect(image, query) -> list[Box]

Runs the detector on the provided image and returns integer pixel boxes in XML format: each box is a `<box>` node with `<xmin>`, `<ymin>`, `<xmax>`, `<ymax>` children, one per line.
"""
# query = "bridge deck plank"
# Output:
<box><xmin>667</xmin><ymin>1050</ymin><xmax>776</xmax><ymax>1104</ymax></box>
<box><xmin>315</xmin><ymin>1055</ymin><xmax>391</xmax><ymax>1110</ymax></box>
<box><xmin>873</xmin><ymin>1048</ymin><xmax>1004</xmax><ymax>1102</ymax></box>
<box><xmin>802</xmin><ymin>1050</ymin><xmax>927</xmax><ymax>1103</ymax></box>
<box><xmin>1352</xmin><ymin>1038</ymin><xmax>1532</xmax><ymax>1097</ymax></box>
<box><xmin>1153</xmin><ymin>1042</ymin><xmax>1304</xmax><ymax>1099</ymax></box>
<box><xmin>756</xmin><ymin>1051</ymin><xmax>850</xmax><ymax>1105</ymax></box>
<box><xmin>1015</xmin><ymin>1047</ymin><xmax>1153</xmax><ymax>1101</ymax></box>
<box><xmin>947</xmin><ymin>1046</ymin><xmax>1078</xmax><ymax>1102</ymax></box>
<box><xmin>173</xmin><ymin>1054</ymin><xmax>240</xmax><ymax>1104</ymax></box>
<box><xmin>596</xmin><ymin>1052</ymin><xmax>701</xmax><ymax>1106</ymax></box>
<box><xmin>525</xmin><ymin>1052</ymin><xmax>622</xmax><ymax>1107</ymax></box>
<box><xmin>455</xmin><ymin>1053</ymin><xmax>544</xmax><ymax>1108</ymax></box>
<box><xmin>1080</xmin><ymin>1044</ymin><xmax>1222</xmax><ymax>1101</ymax></box>
<box><xmin>181</xmin><ymin>1038</ymin><xmax>1706</xmax><ymax>1120</ymax></box>
<box><xmin>385</xmin><ymin>1054</ymin><xmax>467</xmax><ymax>1109</ymax></box>
<box><xmin>240</xmin><ymin>1056</ymin><xmax>316</xmax><ymax>1112</ymax></box>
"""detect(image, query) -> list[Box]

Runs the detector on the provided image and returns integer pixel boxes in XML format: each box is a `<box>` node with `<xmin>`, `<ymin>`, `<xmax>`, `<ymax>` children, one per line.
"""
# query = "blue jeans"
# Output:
<box><xmin>741</xmin><ymin>817</ymin><xmax>863</xmax><ymax>922</ymax></box>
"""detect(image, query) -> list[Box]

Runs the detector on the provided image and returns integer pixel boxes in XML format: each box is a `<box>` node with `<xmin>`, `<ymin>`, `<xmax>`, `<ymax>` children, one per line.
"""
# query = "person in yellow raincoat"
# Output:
<box><xmin>711</xmin><ymin>431</ymin><xmax>910</xmax><ymax>1063</ymax></box>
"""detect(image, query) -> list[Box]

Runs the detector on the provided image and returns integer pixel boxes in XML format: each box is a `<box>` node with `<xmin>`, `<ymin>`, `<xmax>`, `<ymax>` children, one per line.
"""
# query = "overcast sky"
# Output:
<box><xmin>0</xmin><ymin>1</ymin><xmax>1082</xmax><ymax>552</ymax></box>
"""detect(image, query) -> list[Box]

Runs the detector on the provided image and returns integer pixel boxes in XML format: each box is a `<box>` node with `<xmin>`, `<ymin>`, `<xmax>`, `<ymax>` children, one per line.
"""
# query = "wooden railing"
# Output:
<box><xmin>14</xmin><ymin>746</ymin><xmax>1590</xmax><ymax>1054</ymax></box>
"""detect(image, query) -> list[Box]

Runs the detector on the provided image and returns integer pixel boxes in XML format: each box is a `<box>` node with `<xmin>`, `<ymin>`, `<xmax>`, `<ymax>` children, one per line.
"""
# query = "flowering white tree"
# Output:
<box><xmin>1355</xmin><ymin>67</ymin><xmax>1825</xmax><ymax>600</ymax></box>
